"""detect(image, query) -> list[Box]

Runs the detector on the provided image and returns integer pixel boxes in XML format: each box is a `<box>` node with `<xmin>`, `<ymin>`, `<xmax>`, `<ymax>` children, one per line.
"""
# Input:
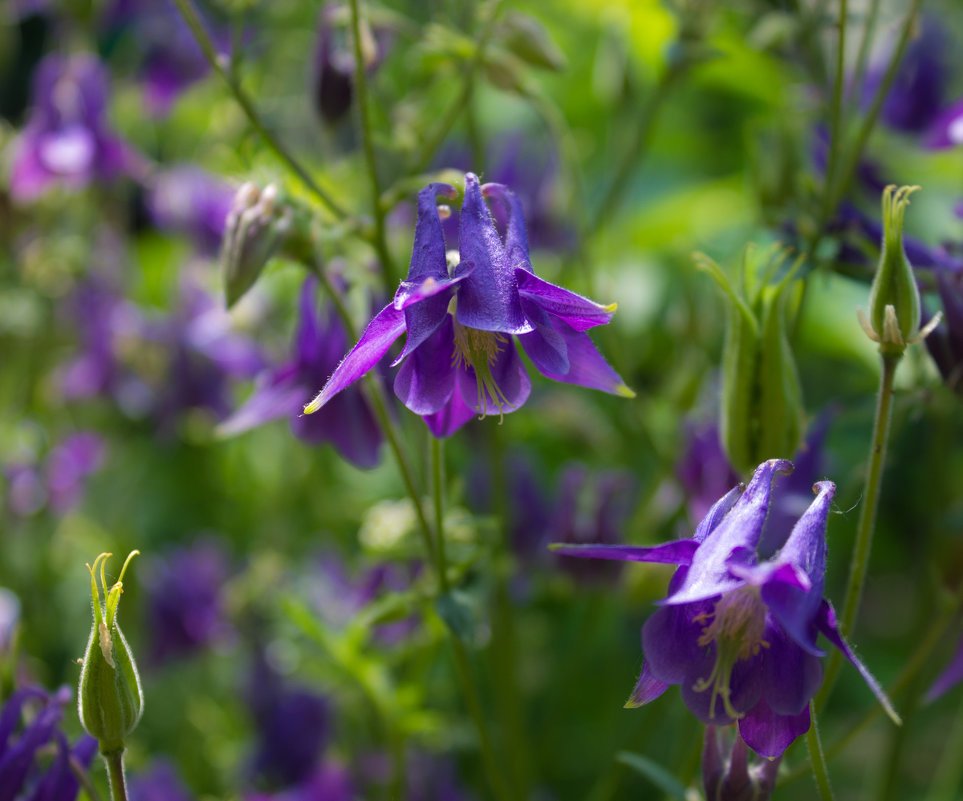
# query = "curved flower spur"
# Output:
<box><xmin>303</xmin><ymin>173</ymin><xmax>633</xmax><ymax>437</ymax></box>
<box><xmin>552</xmin><ymin>459</ymin><xmax>900</xmax><ymax>758</ymax></box>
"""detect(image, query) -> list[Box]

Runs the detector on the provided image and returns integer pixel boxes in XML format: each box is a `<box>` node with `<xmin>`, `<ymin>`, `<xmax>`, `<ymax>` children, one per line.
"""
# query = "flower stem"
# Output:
<box><xmin>807</xmin><ymin>703</ymin><xmax>836</xmax><ymax>801</ymax></box>
<box><xmin>170</xmin><ymin>0</ymin><xmax>351</xmax><ymax>223</ymax></box>
<box><xmin>347</xmin><ymin>0</ymin><xmax>397</xmax><ymax>288</ymax></box>
<box><xmin>823</xmin><ymin>0</ymin><xmax>848</xmax><ymax>210</ymax></box>
<box><xmin>925</xmin><ymin>688</ymin><xmax>963</xmax><ymax>801</ymax></box>
<box><xmin>818</xmin><ymin>353</ymin><xmax>899</xmax><ymax>708</ymax></box>
<box><xmin>430</xmin><ymin>436</ymin><xmax>450</xmax><ymax>593</ymax></box>
<box><xmin>70</xmin><ymin>756</ymin><xmax>106</xmax><ymax>801</ymax></box>
<box><xmin>103</xmin><ymin>750</ymin><xmax>128</xmax><ymax>801</ymax></box>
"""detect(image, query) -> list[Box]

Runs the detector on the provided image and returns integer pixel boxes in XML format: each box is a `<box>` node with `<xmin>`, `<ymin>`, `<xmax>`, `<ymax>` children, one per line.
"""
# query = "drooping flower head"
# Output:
<box><xmin>305</xmin><ymin>173</ymin><xmax>632</xmax><ymax>437</ymax></box>
<box><xmin>553</xmin><ymin>459</ymin><xmax>898</xmax><ymax>758</ymax></box>
<box><xmin>9</xmin><ymin>53</ymin><xmax>141</xmax><ymax>201</ymax></box>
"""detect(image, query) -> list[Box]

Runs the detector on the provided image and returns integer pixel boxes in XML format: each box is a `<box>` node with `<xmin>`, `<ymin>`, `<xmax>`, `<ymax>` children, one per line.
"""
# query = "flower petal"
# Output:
<box><xmin>295</xmin><ymin>387</ymin><xmax>383</xmax><ymax>469</ymax></box>
<box><xmin>925</xmin><ymin>636</ymin><xmax>963</xmax><ymax>703</ymax></box>
<box><xmin>457</xmin><ymin>338</ymin><xmax>532</xmax><ymax>415</ymax></box>
<box><xmin>642</xmin><ymin>603</ymin><xmax>711</xmax><ymax>684</ymax></box>
<box><xmin>218</xmin><ymin>366</ymin><xmax>303</xmax><ymax>437</ymax></box>
<box><xmin>482</xmin><ymin>182</ymin><xmax>532</xmax><ymax>272</ymax></box>
<box><xmin>625</xmin><ymin>661</ymin><xmax>670</xmax><ymax>708</ymax></box>
<box><xmin>516</xmin><ymin>300</ymin><xmax>570</xmax><ymax>376</ymax></box>
<box><xmin>681</xmin><ymin>648</ymin><xmax>765</xmax><ymax>725</ymax></box>
<box><xmin>549</xmin><ymin>539</ymin><xmax>699</xmax><ymax>564</ymax></box>
<box><xmin>455</xmin><ymin>173</ymin><xmax>532</xmax><ymax>334</ymax></box>
<box><xmin>304</xmin><ymin>303</ymin><xmax>405</xmax><ymax>413</ymax></box>
<box><xmin>405</xmin><ymin>182</ymin><xmax>457</xmax><ymax>285</ymax></box>
<box><xmin>423</xmin><ymin>387</ymin><xmax>476</xmax><ymax>438</ymax></box>
<box><xmin>738</xmin><ymin>699</ymin><xmax>810</xmax><ymax>759</ymax></box>
<box><xmin>393</xmin><ymin>316</ymin><xmax>457</xmax><ymax>415</ymax></box>
<box><xmin>762</xmin><ymin>621</ymin><xmax>823</xmax><ymax>715</ymax></box>
<box><xmin>516</xmin><ymin>268</ymin><xmax>616</xmax><ymax>331</ymax></box>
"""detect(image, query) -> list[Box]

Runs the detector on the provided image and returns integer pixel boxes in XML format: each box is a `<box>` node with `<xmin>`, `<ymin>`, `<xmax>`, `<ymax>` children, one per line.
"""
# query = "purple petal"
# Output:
<box><xmin>456</xmin><ymin>337</ymin><xmax>531</xmax><ymax>415</ymax></box>
<box><xmin>694</xmin><ymin>485</ymin><xmax>744</xmax><ymax>544</ymax></box>
<box><xmin>681</xmin><ymin>648</ymin><xmax>765</xmax><ymax>725</ymax></box>
<box><xmin>738</xmin><ymin>699</ymin><xmax>810</xmax><ymax>759</ymax></box>
<box><xmin>516</xmin><ymin>300</ymin><xmax>570</xmax><ymax>376</ymax></box>
<box><xmin>404</xmin><ymin>182</ymin><xmax>456</xmax><ymax>284</ymax></box>
<box><xmin>625</xmin><ymin>661</ymin><xmax>670</xmax><ymax>708</ymax></box>
<box><xmin>392</xmin><ymin>271</ymin><xmax>470</xmax><ymax>366</ymax></box>
<box><xmin>296</xmin><ymin>385</ymin><xmax>383</xmax><ymax>468</ymax></box>
<box><xmin>549</xmin><ymin>539</ymin><xmax>699</xmax><ymax>564</ymax></box>
<box><xmin>304</xmin><ymin>303</ymin><xmax>405</xmax><ymax>413</ymax></box>
<box><xmin>816</xmin><ymin>600</ymin><xmax>900</xmax><ymax>724</ymax></box>
<box><xmin>664</xmin><ymin>460</ymin><xmax>793</xmax><ymax>607</ymax></box>
<box><xmin>423</xmin><ymin>387</ymin><xmax>476</xmax><ymax>438</ymax></box>
<box><xmin>642</xmin><ymin>602</ymin><xmax>712</xmax><ymax>684</ymax></box>
<box><xmin>455</xmin><ymin>173</ymin><xmax>532</xmax><ymax>334</ymax></box>
<box><xmin>516</xmin><ymin>268</ymin><xmax>616</xmax><ymax>331</ymax></box>
<box><xmin>222</xmin><ymin>368</ymin><xmax>309</xmax><ymax>437</ymax></box>
<box><xmin>393</xmin><ymin>316</ymin><xmax>457</xmax><ymax>414</ymax></box>
<box><xmin>482</xmin><ymin>182</ymin><xmax>533</xmax><ymax>272</ymax></box>
<box><xmin>924</xmin><ymin>98</ymin><xmax>963</xmax><ymax>149</ymax></box>
<box><xmin>925</xmin><ymin>636</ymin><xmax>963</xmax><ymax>703</ymax></box>
<box><xmin>762</xmin><ymin>621</ymin><xmax>823</xmax><ymax>715</ymax></box>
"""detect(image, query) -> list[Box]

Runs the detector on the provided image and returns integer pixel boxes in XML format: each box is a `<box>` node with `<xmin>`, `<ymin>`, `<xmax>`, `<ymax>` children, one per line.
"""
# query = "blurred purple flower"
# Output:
<box><xmin>926</xmin><ymin>635</ymin><xmax>963</xmax><ymax>703</ymax></box>
<box><xmin>305</xmin><ymin>174</ymin><xmax>630</xmax><ymax>438</ymax></box>
<box><xmin>677</xmin><ymin>423</ymin><xmax>741</xmax><ymax>525</ymax></box>
<box><xmin>926</xmin><ymin>266</ymin><xmax>963</xmax><ymax>395</ymax></box>
<box><xmin>0</xmin><ymin>684</ymin><xmax>97</xmax><ymax>799</ymax></box>
<box><xmin>248</xmin><ymin>658</ymin><xmax>332</xmax><ymax>790</ymax></box>
<box><xmin>405</xmin><ymin>751</ymin><xmax>471</xmax><ymax>801</ymax></box>
<box><xmin>246</xmin><ymin>764</ymin><xmax>354</xmax><ymax>801</ymax></box>
<box><xmin>553</xmin><ymin>460</ymin><xmax>898</xmax><ymax>758</ymax></box>
<box><xmin>219</xmin><ymin>276</ymin><xmax>383</xmax><ymax>468</ymax></box>
<box><xmin>9</xmin><ymin>53</ymin><xmax>141</xmax><ymax>201</ymax></box>
<box><xmin>0</xmin><ymin>589</ymin><xmax>20</xmax><ymax>655</ymax></box>
<box><xmin>702</xmin><ymin>725</ymin><xmax>779</xmax><ymax>801</ymax></box>
<box><xmin>142</xmin><ymin>541</ymin><xmax>233</xmax><ymax>664</ymax></box>
<box><xmin>925</xmin><ymin>99</ymin><xmax>963</xmax><ymax>150</ymax></box>
<box><xmin>128</xmin><ymin>761</ymin><xmax>194</xmax><ymax>801</ymax></box>
<box><xmin>147</xmin><ymin>166</ymin><xmax>236</xmax><ymax>254</ymax></box>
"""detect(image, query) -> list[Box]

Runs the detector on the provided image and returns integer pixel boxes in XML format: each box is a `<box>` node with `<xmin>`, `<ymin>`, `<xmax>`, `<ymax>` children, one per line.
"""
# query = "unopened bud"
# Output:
<box><xmin>703</xmin><ymin>726</ymin><xmax>779</xmax><ymax>801</ymax></box>
<box><xmin>78</xmin><ymin>551</ymin><xmax>143</xmax><ymax>756</ymax></box>
<box><xmin>220</xmin><ymin>182</ymin><xmax>292</xmax><ymax>308</ymax></box>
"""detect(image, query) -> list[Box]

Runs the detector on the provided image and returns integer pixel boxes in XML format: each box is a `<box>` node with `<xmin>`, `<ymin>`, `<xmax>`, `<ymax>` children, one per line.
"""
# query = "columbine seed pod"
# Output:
<box><xmin>696</xmin><ymin>246</ymin><xmax>804</xmax><ymax>475</ymax></box>
<box><xmin>858</xmin><ymin>185</ymin><xmax>942</xmax><ymax>358</ymax></box>
<box><xmin>78</xmin><ymin>551</ymin><xmax>143</xmax><ymax>756</ymax></box>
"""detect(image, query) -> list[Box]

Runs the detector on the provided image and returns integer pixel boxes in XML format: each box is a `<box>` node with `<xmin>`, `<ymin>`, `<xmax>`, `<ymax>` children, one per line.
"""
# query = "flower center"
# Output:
<box><xmin>451</xmin><ymin>319</ymin><xmax>509</xmax><ymax>422</ymax></box>
<box><xmin>691</xmin><ymin>586</ymin><xmax>769</xmax><ymax>720</ymax></box>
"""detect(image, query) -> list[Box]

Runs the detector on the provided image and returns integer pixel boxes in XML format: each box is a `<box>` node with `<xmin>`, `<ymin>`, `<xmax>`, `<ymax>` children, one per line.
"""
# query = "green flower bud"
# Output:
<box><xmin>860</xmin><ymin>185</ymin><xmax>922</xmax><ymax>358</ymax></box>
<box><xmin>697</xmin><ymin>247</ymin><xmax>804</xmax><ymax>474</ymax></box>
<box><xmin>220</xmin><ymin>182</ymin><xmax>292</xmax><ymax>308</ymax></box>
<box><xmin>78</xmin><ymin>551</ymin><xmax>143</xmax><ymax>756</ymax></box>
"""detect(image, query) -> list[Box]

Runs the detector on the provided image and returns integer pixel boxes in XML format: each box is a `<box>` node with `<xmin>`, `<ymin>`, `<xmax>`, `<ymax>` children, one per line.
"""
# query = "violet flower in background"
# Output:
<box><xmin>702</xmin><ymin>725</ymin><xmax>779</xmax><ymax>801</ymax></box>
<box><xmin>9</xmin><ymin>53</ymin><xmax>141</xmax><ymax>201</ymax></box>
<box><xmin>220</xmin><ymin>276</ymin><xmax>383</xmax><ymax>468</ymax></box>
<box><xmin>304</xmin><ymin>174</ymin><xmax>632</xmax><ymax>438</ymax></box>
<box><xmin>0</xmin><ymin>684</ymin><xmax>97</xmax><ymax>799</ymax></box>
<box><xmin>142</xmin><ymin>541</ymin><xmax>233</xmax><ymax>665</ymax></box>
<box><xmin>925</xmin><ymin>635</ymin><xmax>963</xmax><ymax>703</ymax></box>
<box><xmin>553</xmin><ymin>459</ymin><xmax>898</xmax><ymax>757</ymax></box>
<box><xmin>147</xmin><ymin>166</ymin><xmax>236</xmax><ymax>254</ymax></box>
<box><xmin>926</xmin><ymin>266</ymin><xmax>963</xmax><ymax>395</ymax></box>
<box><xmin>677</xmin><ymin>423</ymin><xmax>741</xmax><ymax>524</ymax></box>
<box><xmin>128</xmin><ymin>761</ymin><xmax>195</xmax><ymax>801</ymax></box>
<box><xmin>246</xmin><ymin>764</ymin><xmax>354</xmax><ymax>801</ymax></box>
<box><xmin>924</xmin><ymin>98</ymin><xmax>963</xmax><ymax>149</ymax></box>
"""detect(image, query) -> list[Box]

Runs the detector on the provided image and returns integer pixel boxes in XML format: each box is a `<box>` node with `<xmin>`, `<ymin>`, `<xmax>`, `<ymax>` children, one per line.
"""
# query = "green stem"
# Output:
<box><xmin>170</xmin><ymin>0</ymin><xmax>351</xmax><ymax>222</ymax></box>
<box><xmin>817</xmin><ymin>352</ymin><xmax>899</xmax><ymax>709</ymax></box>
<box><xmin>823</xmin><ymin>0</ymin><xmax>848</xmax><ymax>210</ymax></box>
<box><xmin>103</xmin><ymin>751</ymin><xmax>128</xmax><ymax>801</ymax></box>
<box><xmin>851</xmin><ymin>0</ymin><xmax>882</xmax><ymax>101</ymax></box>
<box><xmin>70</xmin><ymin>755</ymin><xmax>106</xmax><ymax>801</ymax></box>
<box><xmin>411</xmin><ymin>0</ymin><xmax>506</xmax><ymax>174</ymax></box>
<box><xmin>807</xmin><ymin>703</ymin><xmax>836</xmax><ymax>801</ymax></box>
<box><xmin>347</xmin><ymin>0</ymin><xmax>397</xmax><ymax>287</ymax></box>
<box><xmin>430</xmin><ymin>435</ymin><xmax>450</xmax><ymax>593</ymax></box>
<box><xmin>925</xmin><ymin>689</ymin><xmax>963</xmax><ymax>801</ymax></box>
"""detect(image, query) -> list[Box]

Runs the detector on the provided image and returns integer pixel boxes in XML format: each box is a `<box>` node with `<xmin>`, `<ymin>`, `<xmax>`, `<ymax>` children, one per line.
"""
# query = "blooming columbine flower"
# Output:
<box><xmin>304</xmin><ymin>173</ymin><xmax>632</xmax><ymax>437</ymax></box>
<box><xmin>552</xmin><ymin>459</ymin><xmax>898</xmax><ymax>758</ymax></box>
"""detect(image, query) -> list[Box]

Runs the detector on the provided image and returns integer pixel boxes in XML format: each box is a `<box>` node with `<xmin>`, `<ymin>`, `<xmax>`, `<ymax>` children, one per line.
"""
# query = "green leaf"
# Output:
<box><xmin>499</xmin><ymin>11</ymin><xmax>567</xmax><ymax>72</ymax></box>
<box><xmin>615</xmin><ymin>751</ymin><xmax>688</xmax><ymax>800</ymax></box>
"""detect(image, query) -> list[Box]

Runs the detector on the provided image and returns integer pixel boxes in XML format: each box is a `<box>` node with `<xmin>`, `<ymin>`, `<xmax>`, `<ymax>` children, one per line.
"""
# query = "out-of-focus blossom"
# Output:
<box><xmin>247</xmin><ymin>764</ymin><xmax>354</xmax><ymax>801</ymax></box>
<box><xmin>925</xmin><ymin>99</ymin><xmax>963</xmax><ymax>150</ymax></box>
<box><xmin>9</xmin><ymin>53</ymin><xmax>141</xmax><ymax>201</ymax></box>
<box><xmin>405</xmin><ymin>751</ymin><xmax>471</xmax><ymax>801</ymax></box>
<box><xmin>0</xmin><ymin>684</ymin><xmax>97</xmax><ymax>799</ymax></box>
<box><xmin>926</xmin><ymin>266</ymin><xmax>963</xmax><ymax>395</ymax></box>
<box><xmin>142</xmin><ymin>541</ymin><xmax>233</xmax><ymax>665</ymax></box>
<box><xmin>925</xmin><ymin>635</ymin><xmax>963</xmax><ymax>703</ymax></box>
<box><xmin>677</xmin><ymin>423</ymin><xmax>741</xmax><ymax>524</ymax></box>
<box><xmin>702</xmin><ymin>725</ymin><xmax>779</xmax><ymax>801</ymax></box>
<box><xmin>305</xmin><ymin>174</ymin><xmax>631</xmax><ymax>438</ymax></box>
<box><xmin>311</xmin><ymin>3</ymin><xmax>392</xmax><ymax>124</ymax></box>
<box><xmin>128</xmin><ymin>761</ymin><xmax>195</xmax><ymax>801</ymax></box>
<box><xmin>220</xmin><ymin>276</ymin><xmax>383</xmax><ymax>468</ymax></box>
<box><xmin>553</xmin><ymin>460</ymin><xmax>897</xmax><ymax>758</ymax></box>
<box><xmin>147</xmin><ymin>166</ymin><xmax>236</xmax><ymax>254</ymax></box>
<box><xmin>0</xmin><ymin>588</ymin><xmax>19</xmax><ymax>654</ymax></box>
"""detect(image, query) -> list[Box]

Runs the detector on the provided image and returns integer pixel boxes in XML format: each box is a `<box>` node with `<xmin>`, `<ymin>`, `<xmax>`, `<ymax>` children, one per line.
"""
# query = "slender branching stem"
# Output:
<box><xmin>851</xmin><ymin>0</ymin><xmax>882</xmax><ymax>101</ymax></box>
<box><xmin>103</xmin><ymin>751</ymin><xmax>128</xmax><ymax>801</ymax></box>
<box><xmin>347</xmin><ymin>0</ymin><xmax>397</xmax><ymax>287</ymax></box>
<box><xmin>807</xmin><ymin>703</ymin><xmax>836</xmax><ymax>801</ymax></box>
<box><xmin>170</xmin><ymin>0</ymin><xmax>351</xmax><ymax>222</ymax></box>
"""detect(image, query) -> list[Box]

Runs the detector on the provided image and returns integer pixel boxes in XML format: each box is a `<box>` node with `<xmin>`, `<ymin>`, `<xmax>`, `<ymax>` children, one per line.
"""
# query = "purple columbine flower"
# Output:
<box><xmin>677</xmin><ymin>423</ymin><xmax>742</xmax><ymax>525</ymax></box>
<box><xmin>0</xmin><ymin>684</ymin><xmax>97</xmax><ymax>799</ymax></box>
<box><xmin>220</xmin><ymin>276</ymin><xmax>383</xmax><ymax>468</ymax></box>
<box><xmin>9</xmin><ymin>53</ymin><xmax>141</xmax><ymax>201</ymax></box>
<box><xmin>702</xmin><ymin>725</ymin><xmax>779</xmax><ymax>801</ymax></box>
<box><xmin>304</xmin><ymin>174</ymin><xmax>632</xmax><ymax>438</ymax></box>
<box><xmin>142</xmin><ymin>540</ymin><xmax>233</xmax><ymax>665</ymax></box>
<box><xmin>127</xmin><ymin>761</ymin><xmax>195</xmax><ymax>801</ymax></box>
<box><xmin>147</xmin><ymin>166</ymin><xmax>236</xmax><ymax>254</ymax></box>
<box><xmin>553</xmin><ymin>459</ymin><xmax>898</xmax><ymax>758</ymax></box>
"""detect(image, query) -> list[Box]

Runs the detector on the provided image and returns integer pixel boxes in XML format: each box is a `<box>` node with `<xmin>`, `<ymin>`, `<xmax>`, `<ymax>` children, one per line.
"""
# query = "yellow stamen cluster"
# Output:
<box><xmin>692</xmin><ymin>586</ymin><xmax>769</xmax><ymax>720</ymax></box>
<box><xmin>451</xmin><ymin>320</ymin><xmax>510</xmax><ymax>422</ymax></box>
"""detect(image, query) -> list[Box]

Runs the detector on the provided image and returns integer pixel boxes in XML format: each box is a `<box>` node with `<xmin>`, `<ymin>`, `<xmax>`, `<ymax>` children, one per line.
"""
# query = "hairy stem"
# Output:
<box><xmin>103</xmin><ymin>751</ymin><xmax>128</xmax><ymax>801</ymax></box>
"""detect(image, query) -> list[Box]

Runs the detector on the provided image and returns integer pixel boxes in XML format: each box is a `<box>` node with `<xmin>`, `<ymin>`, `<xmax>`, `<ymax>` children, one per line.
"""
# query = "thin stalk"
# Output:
<box><xmin>818</xmin><ymin>353</ymin><xmax>899</xmax><ymax>708</ymax></box>
<box><xmin>347</xmin><ymin>0</ymin><xmax>397</xmax><ymax>287</ymax></box>
<box><xmin>851</xmin><ymin>0</ymin><xmax>882</xmax><ymax>101</ymax></box>
<box><xmin>103</xmin><ymin>751</ymin><xmax>128</xmax><ymax>801</ymax></box>
<box><xmin>430</xmin><ymin>435</ymin><xmax>450</xmax><ymax>593</ymax></box>
<box><xmin>70</xmin><ymin>756</ymin><xmax>106</xmax><ymax>801</ymax></box>
<box><xmin>170</xmin><ymin>0</ymin><xmax>351</xmax><ymax>222</ymax></box>
<box><xmin>823</xmin><ymin>0</ymin><xmax>848</xmax><ymax>208</ymax></box>
<box><xmin>411</xmin><ymin>0</ymin><xmax>506</xmax><ymax>173</ymax></box>
<box><xmin>807</xmin><ymin>704</ymin><xmax>836</xmax><ymax>801</ymax></box>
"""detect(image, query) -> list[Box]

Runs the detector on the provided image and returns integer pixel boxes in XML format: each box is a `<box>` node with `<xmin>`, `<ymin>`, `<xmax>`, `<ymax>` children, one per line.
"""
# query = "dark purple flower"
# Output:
<box><xmin>925</xmin><ymin>98</ymin><xmax>963</xmax><ymax>149</ymax></box>
<box><xmin>220</xmin><ymin>277</ymin><xmax>383</xmax><ymax>468</ymax></box>
<box><xmin>248</xmin><ymin>659</ymin><xmax>331</xmax><ymax>790</ymax></box>
<box><xmin>44</xmin><ymin>432</ymin><xmax>105</xmax><ymax>514</ymax></box>
<box><xmin>128</xmin><ymin>761</ymin><xmax>195</xmax><ymax>801</ymax></box>
<box><xmin>702</xmin><ymin>725</ymin><xmax>779</xmax><ymax>801</ymax></box>
<box><xmin>677</xmin><ymin>423</ymin><xmax>741</xmax><ymax>525</ymax></box>
<box><xmin>0</xmin><ymin>684</ymin><xmax>96</xmax><ymax>799</ymax></box>
<box><xmin>864</xmin><ymin>21</ymin><xmax>947</xmax><ymax>135</ymax></box>
<box><xmin>142</xmin><ymin>541</ymin><xmax>233</xmax><ymax>664</ymax></box>
<box><xmin>553</xmin><ymin>459</ymin><xmax>898</xmax><ymax>758</ymax></box>
<box><xmin>926</xmin><ymin>266</ymin><xmax>963</xmax><ymax>394</ymax></box>
<box><xmin>305</xmin><ymin>173</ymin><xmax>632</xmax><ymax>438</ymax></box>
<box><xmin>246</xmin><ymin>764</ymin><xmax>354</xmax><ymax>801</ymax></box>
<box><xmin>9</xmin><ymin>53</ymin><xmax>141</xmax><ymax>201</ymax></box>
<box><xmin>147</xmin><ymin>166</ymin><xmax>236</xmax><ymax>254</ymax></box>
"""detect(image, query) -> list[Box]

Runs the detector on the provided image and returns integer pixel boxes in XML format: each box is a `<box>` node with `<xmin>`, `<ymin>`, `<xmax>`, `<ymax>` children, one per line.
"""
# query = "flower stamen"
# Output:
<box><xmin>452</xmin><ymin>320</ymin><xmax>510</xmax><ymax>422</ymax></box>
